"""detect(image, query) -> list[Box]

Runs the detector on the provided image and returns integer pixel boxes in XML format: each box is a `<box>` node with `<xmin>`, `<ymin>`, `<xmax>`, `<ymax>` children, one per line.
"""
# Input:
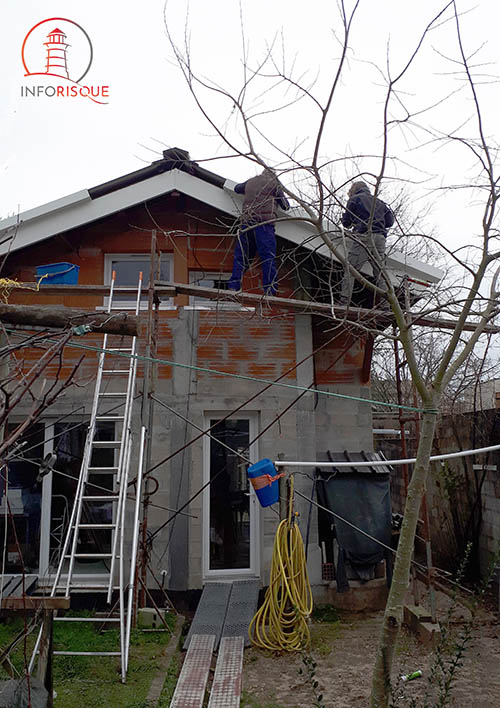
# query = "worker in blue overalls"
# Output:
<box><xmin>228</xmin><ymin>168</ymin><xmax>290</xmax><ymax>295</ymax></box>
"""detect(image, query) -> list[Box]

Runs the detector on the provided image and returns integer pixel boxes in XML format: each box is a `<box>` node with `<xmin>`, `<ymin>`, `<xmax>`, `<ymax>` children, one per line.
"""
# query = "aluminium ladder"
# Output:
<box><xmin>31</xmin><ymin>271</ymin><xmax>146</xmax><ymax>682</ymax></box>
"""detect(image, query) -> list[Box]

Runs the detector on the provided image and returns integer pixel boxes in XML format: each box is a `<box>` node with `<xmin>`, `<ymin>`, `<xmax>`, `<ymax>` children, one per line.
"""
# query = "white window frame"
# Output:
<box><xmin>202</xmin><ymin>412</ymin><xmax>260</xmax><ymax>581</ymax></box>
<box><xmin>4</xmin><ymin>418</ymin><xmax>117</xmax><ymax>585</ymax></box>
<box><xmin>103</xmin><ymin>253</ymin><xmax>174</xmax><ymax>310</ymax></box>
<box><xmin>187</xmin><ymin>271</ymin><xmax>254</xmax><ymax>311</ymax></box>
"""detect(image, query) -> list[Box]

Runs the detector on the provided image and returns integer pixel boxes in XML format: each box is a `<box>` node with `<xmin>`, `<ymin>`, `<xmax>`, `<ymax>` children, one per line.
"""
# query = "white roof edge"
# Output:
<box><xmin>0</xmin><ymin>168</ymin><xmax>444</xmax><ymax>284</ymax></box>
<box><xmin>0</xmin><ymin>190</ymin><xmax>91</xmax><ymax>231</ymax></box>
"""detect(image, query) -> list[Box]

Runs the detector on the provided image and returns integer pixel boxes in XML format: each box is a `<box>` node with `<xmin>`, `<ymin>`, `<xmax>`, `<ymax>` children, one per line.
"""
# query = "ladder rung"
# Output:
<box><xmin>91</xmin><ymin>441</ymin><xmax>122</xmax><ymax>448</ymax></box>
<box><xmin>96</xmin><ymin>416</ymin><xmax>125</xmax><ymax>421</ymax></box>
<box><xmin>87</xmin><ymin>467</ymin><xmax>119</xmax><ymax>473</ymax></box>
<box><xmin>53</xmin><ymin>585</ymin><xmax>120</xmax><ymax>591</ymax></box>
<box><xmin>65</xmin><ymin>553</ymin><xmax>115</xmax><ymax>559</ymax></box>
<box><xmin>54</xmin><ymin>651</ymin><xmax>121</xmax><ymax>656</ymax></box>
<box><xmin>102</xmin><ymin>370</ymin><xmax>129</xmax><ymax>375</ymax></box>
<box><xmin>83</xmin><ymin>495</ymin><xmax>119</xmax><ymax>502</ymax></box>
<box><xmin>99</xmin><ymin>392</ymin><xmax>128</xmax><ymax>397</ymax></box>
<box><xmin>55</xmin><ymin>617</ymin><xmax>120</xmax><ymax>622</ymax></box>
<box><xmin>107</xmin><ymin>348</ymin><xmax>133</xmax><ymax>352</ymax></box>
<box><xmin>74</xmin><ymin>524</ymin><xmax>116</xmax><ymax>529</ymax></box>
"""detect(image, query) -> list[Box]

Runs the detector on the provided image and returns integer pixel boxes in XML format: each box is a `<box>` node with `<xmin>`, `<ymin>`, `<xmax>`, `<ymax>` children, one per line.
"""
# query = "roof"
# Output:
<box><xmin>0</xmin><ymin>149</ymin><xmax>442</xmax><ymax>286</ymax></box>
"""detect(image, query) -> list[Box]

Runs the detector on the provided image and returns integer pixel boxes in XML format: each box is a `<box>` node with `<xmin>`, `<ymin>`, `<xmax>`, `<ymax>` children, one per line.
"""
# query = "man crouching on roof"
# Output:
<box><xmin>339</xmin><ymin>180</ymin><xmax>394</xmax><ymax>306</ymax></box>
<box><xmin>227</xmin><ymin>168</ymin><xmax>290</xmax><ymax>295</ymax></box>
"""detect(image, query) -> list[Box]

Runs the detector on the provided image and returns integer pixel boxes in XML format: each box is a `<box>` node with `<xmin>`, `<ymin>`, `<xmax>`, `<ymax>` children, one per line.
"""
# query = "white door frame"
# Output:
<box><xmin>202</xmin><ymin>412</ymin><xmax>260</xmax><ymax>581</ymax></box>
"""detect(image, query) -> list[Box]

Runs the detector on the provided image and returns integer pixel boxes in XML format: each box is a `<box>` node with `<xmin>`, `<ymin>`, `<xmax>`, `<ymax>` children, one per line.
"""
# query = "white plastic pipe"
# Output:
<box><xmin>274</xmin><ymin>441</ymin><xmax>500</xmax><ymax>468</ymax></box>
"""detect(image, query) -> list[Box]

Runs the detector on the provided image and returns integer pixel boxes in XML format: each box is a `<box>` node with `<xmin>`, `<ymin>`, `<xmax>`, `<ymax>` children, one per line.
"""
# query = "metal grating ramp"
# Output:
<box><xmin>171</xmin><ymin>634</ymin><xmax>215</xmax><ymax>708</ymax></box>
<box><xmin>184</xmin><ymin>583</ymin><xmax>232</xmax><ymax>650</ymax></box>
<box><xmin>221</xmin><ymin>579</ymin><xmax>260</xmax><ymax>647</ymax></box>
<box><xmin>208</xmin><ymin>636</ymin><xmax>244</xmax><ymax>708</ymax></box>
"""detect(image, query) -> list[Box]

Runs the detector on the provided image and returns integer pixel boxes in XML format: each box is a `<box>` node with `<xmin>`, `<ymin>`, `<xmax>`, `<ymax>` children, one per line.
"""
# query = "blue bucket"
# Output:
<box><xmin>247</xmin><ymin>458</ymin><xmax>280</xmax><ymax>507</ymax></box>
<box><xmin>36</xmin><ymin>262</ymin><xmax>80</xmax><ymax>285</ymax></box>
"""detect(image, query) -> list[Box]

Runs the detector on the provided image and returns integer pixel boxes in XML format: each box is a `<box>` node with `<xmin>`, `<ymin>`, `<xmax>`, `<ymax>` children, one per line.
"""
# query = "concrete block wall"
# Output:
<box><xmin>480</xmin><ymin>470</ymin><xmax>500</xmax><ymax>574</ymax></box>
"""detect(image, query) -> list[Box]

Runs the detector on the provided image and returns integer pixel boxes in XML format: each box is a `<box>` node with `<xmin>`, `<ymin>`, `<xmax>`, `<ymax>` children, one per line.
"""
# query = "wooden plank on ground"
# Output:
<box><xmin>170</xmin><ymin>634</ymin><xmax>215</xmax><ymax>708</ymax></box>
<box><xmin>208</xmin><ymin>636</ymin><xmax>244</xmax><ymax>708</ymax></box>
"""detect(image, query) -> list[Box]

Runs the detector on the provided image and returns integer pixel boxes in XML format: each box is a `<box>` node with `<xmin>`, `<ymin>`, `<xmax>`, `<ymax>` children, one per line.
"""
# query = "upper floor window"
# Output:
<box><xmin>104</xmin><ymin>254</ymin><xmax>173</xmax><ymax>309</ymax></box>
<box><xmin>189</xmin><ymin>271</ymin><xmax>242</xmax><ymax>309</ymax></box>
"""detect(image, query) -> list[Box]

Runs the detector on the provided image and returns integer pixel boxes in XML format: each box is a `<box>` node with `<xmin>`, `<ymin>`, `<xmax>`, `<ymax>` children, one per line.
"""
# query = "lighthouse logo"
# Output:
<box><xmin>21</xmin><ymin>18</ymin><xmax>109</xmax><ymax>104</ymax></box>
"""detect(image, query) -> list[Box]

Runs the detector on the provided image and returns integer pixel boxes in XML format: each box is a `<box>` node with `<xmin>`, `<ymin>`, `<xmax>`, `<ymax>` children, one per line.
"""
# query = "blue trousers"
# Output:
<box><xmin>228</xmin><ymin>223</ymin><xmax>277</xmax><ymax>294</ymax></box>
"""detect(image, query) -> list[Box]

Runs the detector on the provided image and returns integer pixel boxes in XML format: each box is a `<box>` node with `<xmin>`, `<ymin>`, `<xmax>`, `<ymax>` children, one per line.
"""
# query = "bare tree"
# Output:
<box><xmin>163</xmin><ymin>1</ymin><xmax>500</xmax><ymax>704</ymax></box>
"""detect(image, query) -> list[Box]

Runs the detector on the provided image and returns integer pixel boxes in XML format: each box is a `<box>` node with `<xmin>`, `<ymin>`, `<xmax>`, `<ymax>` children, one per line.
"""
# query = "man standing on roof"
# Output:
<box><xmin>228</xmin><ymin>168</ymin><xmax>290</xmax><ymax>295</ymax></box>
<box><xmin>339</xmin><ymin>181</ymin><xmax>395</xmax><ymax>306</ymax></box>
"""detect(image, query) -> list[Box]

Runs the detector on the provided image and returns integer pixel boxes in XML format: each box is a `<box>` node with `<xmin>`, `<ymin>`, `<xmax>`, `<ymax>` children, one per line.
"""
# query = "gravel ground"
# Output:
<box><xmin>242</xmin><ymin>600</ymin><xmax>500</xmax><ymax>708</ymax></box>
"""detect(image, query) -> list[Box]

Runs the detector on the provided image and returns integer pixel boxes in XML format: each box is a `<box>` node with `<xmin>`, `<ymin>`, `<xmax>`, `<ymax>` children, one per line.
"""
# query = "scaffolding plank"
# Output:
<box><xmin>208</xmin><ymin>636</ymin><xmax>244</xmax><ymax>708</ymax></box>
<box><xmin>184</xmin><ymin>583</ymin><xmax>231</xmax><ymax>650</ymax></box>
<box><xmin>221</xmin><ymin>579</ymin><xmax>259</xmax><ymax>647</ymax></box>
<box><xmin>0</xmin><ymin>574</ymin><xmax>38</xmax><ymax>598</ymax></box>
<box><xmin>171</xmin><ymin>634</ymin><xmax>215</xmax><ymax>708</ymax></box>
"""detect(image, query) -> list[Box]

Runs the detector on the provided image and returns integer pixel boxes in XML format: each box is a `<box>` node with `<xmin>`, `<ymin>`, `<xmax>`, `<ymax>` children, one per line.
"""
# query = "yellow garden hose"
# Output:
<box><xmin>249</xmin><ymin>475</ymin><xmax>313</xmax><ymax>651</ymax></box>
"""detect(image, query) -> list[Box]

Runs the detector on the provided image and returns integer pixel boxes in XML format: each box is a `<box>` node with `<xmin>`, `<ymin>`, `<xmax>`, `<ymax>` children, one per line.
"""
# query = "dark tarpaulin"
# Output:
<box><xmin>316</xmin><ymin>460</ymin><xmax>392</xmax><ymax>592</ymax></box>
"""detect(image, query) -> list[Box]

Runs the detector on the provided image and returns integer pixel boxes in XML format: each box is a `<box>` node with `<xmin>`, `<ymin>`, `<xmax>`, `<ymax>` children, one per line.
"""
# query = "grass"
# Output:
<box><xmin>310</xmin><ymin>604</ymin><xmax>342</xmax><ymax>657</ymax></box>
<box><xmin>0</xmin><ymin>611</ymin><xmax>176</xmax><ymax>708</ymax></box>
<box><xmin>241</xmin><ymin>689</ymin><xmax>288</xmax><ymax>708</ymax></box>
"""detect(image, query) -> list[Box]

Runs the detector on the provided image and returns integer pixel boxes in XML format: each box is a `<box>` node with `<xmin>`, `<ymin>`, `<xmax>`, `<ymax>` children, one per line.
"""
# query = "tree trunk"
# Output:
<box><xmin>0</xmin><ymin>303</ymin><xmax>138</xmax><ymax>336</ymax></box>
<box><xmin>370</xmin><ymin>407</ymin><xmax>438</xmax><ymax>708</ymax></box>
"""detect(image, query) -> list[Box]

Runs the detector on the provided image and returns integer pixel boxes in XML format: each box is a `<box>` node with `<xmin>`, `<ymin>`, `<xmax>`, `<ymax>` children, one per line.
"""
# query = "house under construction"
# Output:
<box><xmin>0</xmin><ymin>150</ymin><xmax>443</xmax><ymax>676</ymax></box>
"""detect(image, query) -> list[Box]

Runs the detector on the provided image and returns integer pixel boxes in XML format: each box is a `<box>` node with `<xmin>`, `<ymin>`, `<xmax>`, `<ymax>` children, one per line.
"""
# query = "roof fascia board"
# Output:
<box><xmin>0</xmin><ymin>172</ymin><xmax>180</xmax><ymax>256</ymax></box>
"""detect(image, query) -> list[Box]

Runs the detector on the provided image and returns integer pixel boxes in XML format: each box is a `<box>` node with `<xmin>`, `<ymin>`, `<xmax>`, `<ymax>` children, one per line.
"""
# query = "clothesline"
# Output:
<box><xmin>274</xmin><ymin>441</ymin><xmax>500</xmax><ymax>468</ymax></box>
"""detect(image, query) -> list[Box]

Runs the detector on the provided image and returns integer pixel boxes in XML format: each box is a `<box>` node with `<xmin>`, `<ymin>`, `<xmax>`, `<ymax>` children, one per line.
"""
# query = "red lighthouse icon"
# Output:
<box><xmin>44</xmin><ymin>27</ymin><xmax>70</xmax><ymax>79</ymax></box>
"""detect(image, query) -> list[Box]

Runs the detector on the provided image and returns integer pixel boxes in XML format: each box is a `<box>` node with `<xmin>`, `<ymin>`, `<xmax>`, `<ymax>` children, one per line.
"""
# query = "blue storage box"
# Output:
<box><xmin>36</xmin><ymin>262</ymin><xmax>80</xmax><ymax>285</ymax></box>
<box><xmin>247</xmin><ymin>458</ymin><xmax>281</xmax><ymax>507</ymax></box>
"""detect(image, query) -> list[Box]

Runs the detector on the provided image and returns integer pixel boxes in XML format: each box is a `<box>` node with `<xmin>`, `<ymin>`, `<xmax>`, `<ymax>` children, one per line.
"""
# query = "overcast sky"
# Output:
<box><xmin>2</xmin><ymin>0</ymin><xmax>500</xmax><ymax>257</ymax></box>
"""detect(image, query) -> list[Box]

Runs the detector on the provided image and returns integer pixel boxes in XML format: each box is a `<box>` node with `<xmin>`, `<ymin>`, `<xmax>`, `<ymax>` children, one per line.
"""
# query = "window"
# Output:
<box><xmin>189</xmin><ymin>271</ymin><xmax>241</xmax><ymax>309</ymax></box>
<box><xmin>104</xmin><ymin>254</ymin><xmax>173</xmax><ymax>309</ymax></box>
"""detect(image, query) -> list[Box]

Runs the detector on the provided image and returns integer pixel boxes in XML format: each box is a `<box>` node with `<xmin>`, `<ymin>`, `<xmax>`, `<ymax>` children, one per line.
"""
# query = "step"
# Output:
<box><xmin>83</xmin><ymin>495</ymin><xmax>120</xmax><ymax>502</ymax></box>
<box><xmin>208</xmin><ymin>636</ymin><xmax>244</xmax><ymax>708</ymax></box>
<box><xmin>107</xmin><ymin>348</ymin><xmax>133</xmax><ymax>352</ymax></box>
<box><xmin>64</xmin><ymin>553</ymin><xmax>115</xmax><ymax>559</ymax></box>
<box><xmin>170</xmin><ymin>634</ymin><xmax>215</xmax><ymax>708</ymax></box>
<box><xmin>91</xmin><ymin>440</ymin><xmax>122</xmax><ymax>448</ymax></box>
<box><xmin>54</xmin><ymin>651</ymin><xmax>121</xmax><ymax>657</ymax></box>
<box><xmin>53</xmin><ymin>584</ymin><xmax>120</xmax><ymax>592</ymax></box>
<box><xmin>96</xmin><ymin>415</ymin><xmax>125</xmax><ymax>422</ymax></box>
<box><xmin>74</xmin><ymin>524</ymin><xmax>116</xmax><ymax>530</ymax></box>
<box><xmin>98</xmin><ymin>392</ymin><xmax>128</xmax><ymax>397</ymax></box>
<box><xmin>102</xmin><ymin>370</ymin><xmax>130</xmax><ymax>375</ymax></box>
<box><xmin>54</xmin><ymin>617</ymin><xmax>121</xmax><ymax>623</ymax></box>
<box><xmin>87</xmin><ymin>467</ymin><xmax>119</xmax><ymax>474</ymax></box>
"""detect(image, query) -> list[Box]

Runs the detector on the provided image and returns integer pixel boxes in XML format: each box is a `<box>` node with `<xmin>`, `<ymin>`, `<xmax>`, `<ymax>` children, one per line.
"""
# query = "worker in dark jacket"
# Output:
<box><xmin>339</xmin><ymin>181</ymin><xmax>394</xmax><ymax>305</ymax></box>
<box><xmin>228</xmin><ymin>168</ymin><xmax>290</xmax><ymax>295</ymax></box>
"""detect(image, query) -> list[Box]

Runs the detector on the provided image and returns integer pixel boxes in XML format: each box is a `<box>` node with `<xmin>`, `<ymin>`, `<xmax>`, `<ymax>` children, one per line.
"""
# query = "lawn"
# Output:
<box><xmin>0</xmin><ymin>611</ymin><xmax>176</xmax><ymax>708</ymax></box>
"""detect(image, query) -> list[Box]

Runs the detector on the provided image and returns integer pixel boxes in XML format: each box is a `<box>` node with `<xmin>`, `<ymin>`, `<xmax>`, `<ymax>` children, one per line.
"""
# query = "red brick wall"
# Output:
<box><xmin>4</xmin><ymin>199</ymin><xmax>365</xmax><ymax>388</ymax></box>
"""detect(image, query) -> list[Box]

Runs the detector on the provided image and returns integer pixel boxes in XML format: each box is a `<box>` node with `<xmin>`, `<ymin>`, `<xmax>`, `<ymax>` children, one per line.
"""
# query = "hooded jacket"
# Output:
<box><xmin>342</xmin><ymin>183</ymin><xmax>394</xmax><ymax>236</ymax></box>
<box><xmin>234</xmin><ymin>171</ymin><xmax>290</xmax><ymax>225</ymax></box>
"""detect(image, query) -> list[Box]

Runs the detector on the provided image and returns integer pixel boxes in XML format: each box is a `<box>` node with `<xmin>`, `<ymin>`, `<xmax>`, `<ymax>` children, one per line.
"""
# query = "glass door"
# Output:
<box><xmin>203</xmin><ymin>414</ymin><xmax>260</xmax><ymax>578</ymax></box>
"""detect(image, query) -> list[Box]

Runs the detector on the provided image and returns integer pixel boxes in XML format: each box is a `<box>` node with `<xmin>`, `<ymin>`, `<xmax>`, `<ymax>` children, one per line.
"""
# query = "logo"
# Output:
<box><xmin>21</xmin><ymin>18</ymin><xmax>109</xmax><ymax>104</ymax></box>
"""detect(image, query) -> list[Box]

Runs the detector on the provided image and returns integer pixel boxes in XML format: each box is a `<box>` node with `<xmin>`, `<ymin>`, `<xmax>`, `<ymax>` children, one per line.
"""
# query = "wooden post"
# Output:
<box><xmin>35</xmin><ymin>609</ymin><xmax>54</xmax><ymax>707</ymax></box>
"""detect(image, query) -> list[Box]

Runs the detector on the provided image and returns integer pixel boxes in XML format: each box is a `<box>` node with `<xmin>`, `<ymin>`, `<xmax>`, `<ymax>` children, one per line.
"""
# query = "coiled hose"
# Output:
<box><xmin>249</xmin><ymin>476</ymin><xmax>313</xmax><ymax>651</ymax></box>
